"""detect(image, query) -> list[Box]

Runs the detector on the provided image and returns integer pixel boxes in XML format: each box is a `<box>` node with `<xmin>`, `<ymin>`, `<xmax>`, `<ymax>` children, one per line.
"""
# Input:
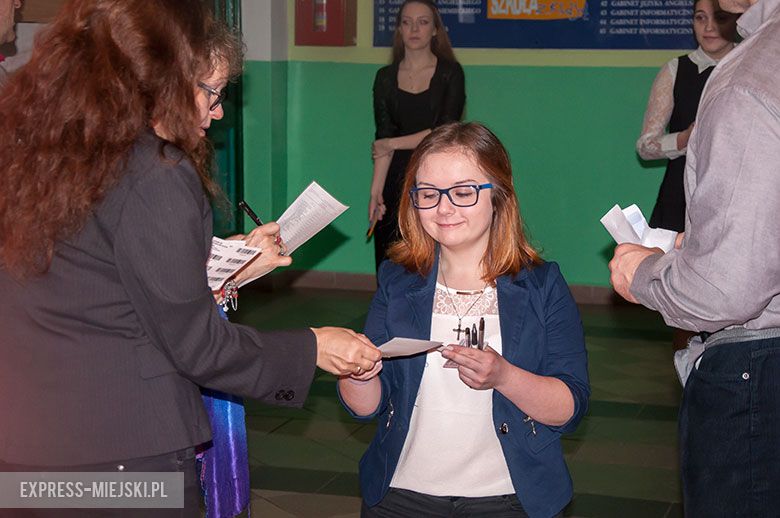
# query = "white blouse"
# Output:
<box><xmin>635</xmin><ymin>47</ymin><xmax>729</xmax><ymax>161</ymax></box>
<box><xmin>389</xmin><ymin>283</ymin><xmax>515</xmax><ymax>497</ymax></box>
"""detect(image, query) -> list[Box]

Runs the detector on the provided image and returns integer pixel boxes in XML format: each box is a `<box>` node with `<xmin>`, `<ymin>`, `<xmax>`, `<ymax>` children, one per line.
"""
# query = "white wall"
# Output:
<box><xmin>241</xmin><ymin>0</ymin><xmax>287</xmax><ymax>61</ymax></box>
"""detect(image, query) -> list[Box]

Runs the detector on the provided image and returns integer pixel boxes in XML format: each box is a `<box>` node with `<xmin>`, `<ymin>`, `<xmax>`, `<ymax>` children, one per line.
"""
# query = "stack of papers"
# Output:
<box><xmin>206</xmin><ymin>238</ymin><xmax>261</xmax><ymax>291</ymax></box>
<box><xmin>205</xmin><ymin>181</ymin><xmax>350</xmax><ymax>290</ymax></box>
<box><xmin>600</xmin><ymin>204</ymin><xmax>677</xmax><ymax>252</ymax></box>
<box><xmin>276</xmin><ymin>181</ymin><xmax>349</xmax><ymax>256</ymax></box>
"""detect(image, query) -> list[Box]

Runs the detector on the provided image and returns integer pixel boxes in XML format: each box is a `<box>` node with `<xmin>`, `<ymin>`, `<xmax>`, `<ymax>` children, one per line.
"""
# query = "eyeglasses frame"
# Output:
<box><xmin>197</xmin><ymin>82</ymin><xmax>226</xmax><ymax>111</ymax></box>
<box><xmin>409</xmin><ymin>183</ymin><xmax>494</xmax><ymax>209</ymax></box>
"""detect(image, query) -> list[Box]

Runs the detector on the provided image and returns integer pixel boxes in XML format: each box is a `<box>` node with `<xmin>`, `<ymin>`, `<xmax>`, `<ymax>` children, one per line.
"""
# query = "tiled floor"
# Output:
<box><xmin>229</xmin><ymin>287</ymin><xmax>683</xmax><ymax>518</ymax></box>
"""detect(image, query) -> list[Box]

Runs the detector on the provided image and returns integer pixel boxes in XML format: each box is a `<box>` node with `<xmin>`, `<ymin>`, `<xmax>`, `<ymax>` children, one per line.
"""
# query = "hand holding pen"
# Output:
<box><xmin>440</xmin><ymin>342</ymin><xmax>506</xmax><ymax>391</ymax></box>
<box><xmin>239</xmin><ymin>200</ymin><xmax>286</xmax><ymax>256</ymax></box>
<box><xmin>367</xmin><ymin>194</ymin><xmax>385</xmax><ymax>239</ymax></box>
<box><xmin>366</xmin><ymin>207</ymin><xmax>379</xmax><ymax>239</ymax></box>
<box><xmin>227</xmin><ymin>201</ymin><xmax>291</xmax><ymax>285</ymax></box>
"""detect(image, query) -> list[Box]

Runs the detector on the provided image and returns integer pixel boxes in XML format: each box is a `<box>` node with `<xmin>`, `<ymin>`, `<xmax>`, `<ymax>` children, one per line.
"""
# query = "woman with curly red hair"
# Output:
<box><xmin>0</xmin><ymin>1</ymin><xmax>379</xmax><ymax>515</ymax></box>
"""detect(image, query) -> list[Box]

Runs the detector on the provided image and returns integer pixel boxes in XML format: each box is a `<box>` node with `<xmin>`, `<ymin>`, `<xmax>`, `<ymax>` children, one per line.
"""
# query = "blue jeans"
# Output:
<box><xmin>680</xmin><ymin>335</ymin><xmax>780</xmax><ymax>516</ymax></box>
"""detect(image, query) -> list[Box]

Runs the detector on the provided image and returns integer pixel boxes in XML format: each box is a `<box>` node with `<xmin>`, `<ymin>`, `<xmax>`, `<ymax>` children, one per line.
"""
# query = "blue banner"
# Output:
<box><xmin>374</xmin><ymin>0</ymin><xmax>696</xmax><ymax>50</ymax></box>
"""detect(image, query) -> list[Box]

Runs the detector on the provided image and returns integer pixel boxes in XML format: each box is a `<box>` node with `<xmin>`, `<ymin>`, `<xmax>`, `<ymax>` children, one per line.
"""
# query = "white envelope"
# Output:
<box><xmin>379</xmin><ymin>337</ymin><xmax>443</xmax><ymax>358</ymax></box>
<box><xmin>600</xmin><ymin>204</ymin><xmax>677</xmax><ymax>253</ymax></box>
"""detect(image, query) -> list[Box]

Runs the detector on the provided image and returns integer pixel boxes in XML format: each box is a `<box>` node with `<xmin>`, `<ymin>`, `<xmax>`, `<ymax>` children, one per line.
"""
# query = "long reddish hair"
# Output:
<box><xmin>388</xmin><ymin>122</ymin><xmax>542</xmax><ymax>284</ymax></box>
<box><xmin>0</xmin><ymin>0</ymin><xmax>241</xmax><ymax>277</ymax></box>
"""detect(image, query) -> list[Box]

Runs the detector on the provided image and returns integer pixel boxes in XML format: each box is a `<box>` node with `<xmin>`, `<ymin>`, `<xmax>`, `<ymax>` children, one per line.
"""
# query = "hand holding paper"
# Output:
<box><xmin>277</xmin><ymin>181</ymin><xmax>349</xmax><ymax>255</ymax></box>
<box><xmin>600</xmin><ymin>204</ymin><xmax>677</xmax><ymax>252</ymax></box>
<box><xmin>206</xmin><ymin>237</ymin><xmax>261</xmax><ymax>291</ymax></box>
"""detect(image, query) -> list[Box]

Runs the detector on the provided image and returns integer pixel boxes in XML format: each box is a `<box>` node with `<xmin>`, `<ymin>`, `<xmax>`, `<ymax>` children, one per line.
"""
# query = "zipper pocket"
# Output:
<box><xmin>386</xmin><ymin>400</ymin><xmax>394</xmax><ymax>429</ymax></box>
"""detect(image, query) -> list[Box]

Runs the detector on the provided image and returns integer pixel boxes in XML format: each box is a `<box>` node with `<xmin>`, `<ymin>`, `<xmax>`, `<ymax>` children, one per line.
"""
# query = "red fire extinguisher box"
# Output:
<box><xmin>295</xmin><ymin>0</ymin><xmax>357</xmax><ymax>46</ymax></box>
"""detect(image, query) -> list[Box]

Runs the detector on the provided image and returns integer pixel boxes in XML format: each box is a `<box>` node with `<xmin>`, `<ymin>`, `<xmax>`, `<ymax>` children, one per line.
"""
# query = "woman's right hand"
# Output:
<box><xmin>347</xmin><ymin>359</ymin><xmax>383</xmax><ymax>381</ymax></box>
<box><xmin>369</xmin><ymin>193</ymin><xmax>386</xmax><ymax>222</ymax></box>
<box><xmin>677</xmin><ymin>123</ymin><xmax>694</xmax><ymax>150</ymax></box>
<box><xmin>675</xmin><ymin>232</ymin><xmax>685</xmax><ymax>249</ymax></box>
<box><xmin>372</xmin><ymin>138</ymin><xmax>394</xmax><ymax>159</ymax></box>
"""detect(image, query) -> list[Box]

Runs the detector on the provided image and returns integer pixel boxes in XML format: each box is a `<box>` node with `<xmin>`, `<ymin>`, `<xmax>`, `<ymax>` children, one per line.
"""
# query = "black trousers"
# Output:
<box><xmin>362</xmin><ymin>488</ymin><xmax>565</xmax><ymax>518</ymax></box>
<box><xmin>0</xmin><ymin>448</ymin><xmax>200</xmax><ymax>517</ymax></box>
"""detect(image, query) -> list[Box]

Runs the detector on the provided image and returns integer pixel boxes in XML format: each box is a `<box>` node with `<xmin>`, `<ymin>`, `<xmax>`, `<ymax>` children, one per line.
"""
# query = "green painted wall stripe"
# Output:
<box><xmin>242</xmin><ymin>60</ymin><xmax>667</xmax><ymax>286</ymax></box>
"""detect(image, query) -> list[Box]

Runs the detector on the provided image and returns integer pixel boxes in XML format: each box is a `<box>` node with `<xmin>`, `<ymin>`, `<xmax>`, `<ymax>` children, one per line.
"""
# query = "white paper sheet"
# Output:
<box><xmin>379</xmin><ymin>337</ymin><xmax>443</xmax><ymax>358</ymax></box>
<box><xmin>236</xmin><ymin>181</ymin><xmax>349</xmax><ymax>288</ymax></box>
<box><xmin>206</xmin><ymin>237</ymin><xmax>261</xmax><ymax>291</ymax></box>
<box><xmin>277</xmin><ymin>181</ymin><xmax>349</xmax><ymax>255</ymax></box>
<box><xmin>600</xmin><ymin>204</ymin><xmax>677</xmax><ymax>252</ymax></box>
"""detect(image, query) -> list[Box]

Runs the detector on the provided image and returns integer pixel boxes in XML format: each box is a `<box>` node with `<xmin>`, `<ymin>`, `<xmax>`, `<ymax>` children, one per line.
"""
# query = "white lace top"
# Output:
<box><xmin>635</xmin><ymin>46</ymin><xmax>731</xmax><ymax>161</ymax></box>
<box><xmin>389</xmin><ymin>283</ymin><xmax>515</xmax><ymax>497</ymax></box>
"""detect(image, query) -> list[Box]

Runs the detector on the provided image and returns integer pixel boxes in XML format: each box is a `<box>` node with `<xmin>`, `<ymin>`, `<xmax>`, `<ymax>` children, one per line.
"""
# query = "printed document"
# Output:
<box><xmin>224</xmin><ymin>181</ymin><xmax>349</xmax><ymax>288</ymax></box>
<box><xmin>277</xmin><ymin>181</ymin><xmax>349</xmax><ymax>255</ymax></box>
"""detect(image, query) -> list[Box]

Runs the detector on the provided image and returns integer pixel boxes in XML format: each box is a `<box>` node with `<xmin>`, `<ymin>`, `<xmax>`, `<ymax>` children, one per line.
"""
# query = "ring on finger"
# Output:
<box><xmin>355</xmin><ymin>366</ymin><xmax>363</xmax><ymax>375</ymax></box>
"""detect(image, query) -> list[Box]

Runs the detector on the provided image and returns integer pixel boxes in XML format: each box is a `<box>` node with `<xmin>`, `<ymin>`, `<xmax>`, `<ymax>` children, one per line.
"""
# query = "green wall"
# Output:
<box><xmin>242</xmin><ymin>60</ymin><xmax>289</xmax><ymax>226</ymax></box>
<box><xmin>242</xmin><ymin>59</ymin><xmax>665</xmax><ymax>287</ymax></box>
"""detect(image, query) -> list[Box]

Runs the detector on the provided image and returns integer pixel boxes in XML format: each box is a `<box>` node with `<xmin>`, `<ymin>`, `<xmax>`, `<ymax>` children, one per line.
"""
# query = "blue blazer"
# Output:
<box><xmin>340</xmin><ymin>258</ymin><xmax>589</xmax><ymax>518</ymax></box>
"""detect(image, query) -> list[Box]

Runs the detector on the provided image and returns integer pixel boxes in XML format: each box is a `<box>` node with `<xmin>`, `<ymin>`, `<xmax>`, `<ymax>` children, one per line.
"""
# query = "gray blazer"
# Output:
<box><xmin>0</xmin><ymin>132</ymin><xmax>317</xmax><ymax>466</ymax></box>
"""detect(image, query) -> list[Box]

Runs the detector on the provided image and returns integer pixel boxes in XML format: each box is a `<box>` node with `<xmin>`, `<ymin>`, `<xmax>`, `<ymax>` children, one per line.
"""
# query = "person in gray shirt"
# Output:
<box><xmin>0</xmin><ymin>0</ymin><xmax>21</xmax><ymax>82</ymax></box>
<box><xmin>610</xmin><ymin>0</ymin><xmax>780</xmax><ymax>514</ymax></box>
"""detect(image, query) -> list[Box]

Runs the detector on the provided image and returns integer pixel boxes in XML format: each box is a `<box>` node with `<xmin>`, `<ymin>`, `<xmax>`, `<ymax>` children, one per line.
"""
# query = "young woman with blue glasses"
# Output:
<box><xmin>340</xmin><ymin>122</ymin><xmax>590</xmax><ymax>518</ymax></box>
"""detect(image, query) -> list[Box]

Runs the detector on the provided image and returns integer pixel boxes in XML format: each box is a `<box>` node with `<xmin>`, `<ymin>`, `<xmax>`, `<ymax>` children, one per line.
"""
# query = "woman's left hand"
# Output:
<box><xmin>372</xmin><ymin>138</ymin><xmax>394</xmax><ymax>159</ymax></box>
<box><xmin>440</xmin><ymin>345</ymin><xmax>508</xmax><ymax>390</ymax></box>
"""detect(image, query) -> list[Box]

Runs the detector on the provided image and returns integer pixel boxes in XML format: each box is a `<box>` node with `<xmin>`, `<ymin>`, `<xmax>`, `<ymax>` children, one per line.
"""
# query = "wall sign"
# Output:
<box><xmin>374</xmin><ymin>0</ymin><xmax>695</xmax><ymax>49</ymax></box>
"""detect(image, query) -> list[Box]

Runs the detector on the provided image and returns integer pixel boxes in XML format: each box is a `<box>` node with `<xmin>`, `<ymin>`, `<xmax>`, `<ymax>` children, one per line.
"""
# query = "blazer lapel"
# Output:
<box><xmin>404</xmin><ymin>252</ymin><xmax>439</xmax><ymax>339</ymax></box>
<box><xmin>496</xmin><ymin>271</ymin><xmax>531</xmax><ymax>364</ymax></box>
<box><xmin>402</xmin><ymin>256</ymin><xmax>438</xmax><ymax>395</ymax></box>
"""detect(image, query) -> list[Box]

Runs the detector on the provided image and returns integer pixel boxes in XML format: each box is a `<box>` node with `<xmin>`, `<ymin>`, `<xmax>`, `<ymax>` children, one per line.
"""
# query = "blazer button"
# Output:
<box><xmin>284</xmin><ymin>390</ymin><xmax>295</xmax><ymax>401</ymax></box>
<box><xmin>275</xmin><ymin>390</ymin><xmax>284</xmax><ymax>401</ymax></box>
<box><xmin>499</xmin><ymin>422</ymin><xmax>509</xmax><ymax>434</ymax></box>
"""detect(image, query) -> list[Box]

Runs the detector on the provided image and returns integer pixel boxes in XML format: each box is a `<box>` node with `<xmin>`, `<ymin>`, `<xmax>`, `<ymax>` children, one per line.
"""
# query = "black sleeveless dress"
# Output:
<box><xmin>373</xmin><ymin>89</ymin><xmax>434</xmax><ymax>270</ymax></box>
<box><xmin>649</xmin><ymin>55</ymin><xmax>714</xmax><ymax>232</ymax></box>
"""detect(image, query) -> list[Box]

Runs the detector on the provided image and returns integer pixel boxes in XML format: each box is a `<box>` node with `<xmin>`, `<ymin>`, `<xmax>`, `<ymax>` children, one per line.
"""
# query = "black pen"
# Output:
<box><xmin>471</xmin><ymin>324</ymin><xmax>478</xmax><ymax>348</ymax></box>
<box><xmin>478</xmin><ymin>317</ymin><xmax>485</xmax><ymax>350</ymax></box>
<box><xmin>238</xmin><ymin>200</ymin><xmax>263</xmax><ymax>226</ymax></box>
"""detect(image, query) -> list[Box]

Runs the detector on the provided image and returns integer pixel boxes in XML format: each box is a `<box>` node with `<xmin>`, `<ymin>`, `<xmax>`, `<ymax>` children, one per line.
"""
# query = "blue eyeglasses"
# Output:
<box><xmin>410</xmin><ymin>183</ymin><xmax>493</xmax><ymax>209</ymax></box>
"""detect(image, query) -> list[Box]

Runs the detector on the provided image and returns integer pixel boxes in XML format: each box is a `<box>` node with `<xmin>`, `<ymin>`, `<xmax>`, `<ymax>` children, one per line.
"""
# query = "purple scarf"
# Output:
<box><xmin>198</xmin><ymin>305</ymin><xmax>250</xmax><ymax>517</ymax></box>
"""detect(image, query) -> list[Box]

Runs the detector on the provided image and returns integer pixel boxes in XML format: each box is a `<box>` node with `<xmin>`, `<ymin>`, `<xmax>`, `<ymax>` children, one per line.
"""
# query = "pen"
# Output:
<box><xmin>238</xmin><ymin>200</ymin><xmax>263</xmax><ymax>226</ymax></box>
<box><xmin>478</xmin><ymin>317</ymin><xmax>485</xmax><ymax>350</ymax></box>
<box><xmin>366</xmin><ymin>208</ymin><xmax>379</xmax><ymax>239</ymax></box>
<box><xmin>471</xmin><ymin>324</ymin><xmax>478</xmax><ymax>348</ymax></box>
<box><xmin>238</xmin><ymin>200</ymin><xmax>285</xmax><ymax>256</ymax></box>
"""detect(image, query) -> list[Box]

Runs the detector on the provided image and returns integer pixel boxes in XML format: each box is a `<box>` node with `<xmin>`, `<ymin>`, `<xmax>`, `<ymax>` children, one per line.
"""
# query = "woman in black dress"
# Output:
<box><xmin>636</xmin><ymin>0</ymin><xmax>738</xmax><ymax>232</ymax></box>
<box><xmin>369</xmin><ymin>0</ymin><xmax>465</xmax><ymax>270</ymax></box>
